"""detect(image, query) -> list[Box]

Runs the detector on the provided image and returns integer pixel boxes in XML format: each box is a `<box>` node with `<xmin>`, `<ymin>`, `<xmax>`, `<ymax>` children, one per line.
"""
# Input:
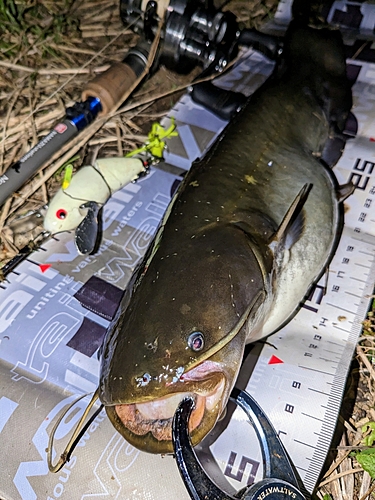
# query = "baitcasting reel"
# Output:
<box><xmin>119</xmin><ymin>0</ymin><xmax>239</xmax><ymax>74</ymax></box>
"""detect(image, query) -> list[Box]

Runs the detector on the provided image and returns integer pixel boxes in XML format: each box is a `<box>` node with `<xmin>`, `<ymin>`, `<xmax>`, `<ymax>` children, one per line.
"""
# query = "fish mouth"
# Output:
<box><xmin>104</xmin><ymin>374</ymin><xmax>226</xmax><ymax>454</ymax></box>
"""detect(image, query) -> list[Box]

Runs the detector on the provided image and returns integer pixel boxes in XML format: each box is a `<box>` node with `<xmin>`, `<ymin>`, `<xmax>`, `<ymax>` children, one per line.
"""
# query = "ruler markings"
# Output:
<box><xmin>294</xmin><ymin>439</ymin><xmax>317</xmax><ymax>450</ymax></box>
<box><xmin>350</xmin><ymin>276</ymin><xmax>367</xmax><ymax>283</ymax></box>
<box><xmin>25</xmin><ymin>258</ymin><xmax>38</xmax><ymax>266</ymax></box>
<box><xmin>322</xmin><ymin>348</ymin><xmax>343</xmax><ymax>355</ymax></box>
<box><xmin>352</xmin><ymin>234</ymin><xmax>375</xmax><ymax>244</ymax></box>
<box><xmin>301</xmin><ymin>413</ymin><xmax>324</xmax><ymax>422</ymax></box>
<box><xmin>355</xmin><ymin>262</ymin><xmax>370</xmax><ymax>270</ymax></box>
<box><xmin>327</xmin><ymin>339</ymin><xmax>347</xmax><ymax>346</ymax></box>
<box><xmin>329</xmin><ymin>385</ymin><xmax>345</xmax><ymax>394</ymax></box>
<box><xmin>345</xmin><ymin>291</ymin><xmax>362</xmax><ymax>299</ymax></box>
<box><xmin>299</xmin><ymin>366</ymin><xmax>335</xmax><ymax>376</ymax></box>
<box><xmin>296</xmin><ymin>466</ymin><xmax>309</xmax><ymax>473</ymax></box>
<box><xmin>359</xmin><ymin>250</ymin><xmax>373</xmax><ymax>256</ymax></box>
<box><xmin>308</xmin><ymin>388</ymin><xmax>330</xmax><ymax>396</ymax></box>
<box><xmin>318</xmin><ymin>358</ymin><xmax>340</xmax><ymax>364</ymax></box>
<box><xmin>325</xmin><ymin>303</ymin><xmax>357</xmax><ymax>315</ymax></box>
<box><xmin>318</xmin><ymin>430</ymin><xmax>335</xmax><ymax>439</ymax></box>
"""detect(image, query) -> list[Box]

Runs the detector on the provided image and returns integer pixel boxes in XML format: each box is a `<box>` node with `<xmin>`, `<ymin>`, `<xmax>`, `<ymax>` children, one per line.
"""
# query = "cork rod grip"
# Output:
<box><xmin>81</xmin><ymin>62</ymin><xmax>138</xmax><ymax>115</ymax></box>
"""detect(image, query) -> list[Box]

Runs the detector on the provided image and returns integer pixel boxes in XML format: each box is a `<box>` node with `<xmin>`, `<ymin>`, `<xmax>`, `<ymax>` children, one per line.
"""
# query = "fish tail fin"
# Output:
<box><xmin>285</xmin><ymin>2</ymin><xmax>352</xmax><ymax>139</ymax></box>
<box><xmin>291</xmin><ymin>0</ymin><xmax>311</xmax><ymax>24</ymax></box>
<box><xmin>291</xmin><ymin>0</ymin><xmax>327</xmax><ymax>25</ymax></box>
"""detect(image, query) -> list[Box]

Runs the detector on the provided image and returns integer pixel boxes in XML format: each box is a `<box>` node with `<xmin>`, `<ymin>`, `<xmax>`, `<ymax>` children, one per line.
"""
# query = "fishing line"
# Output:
<box><xmin>47</xmin><ymin>389</ymin><xmax>103</xmax><ymax>473</ymax></box>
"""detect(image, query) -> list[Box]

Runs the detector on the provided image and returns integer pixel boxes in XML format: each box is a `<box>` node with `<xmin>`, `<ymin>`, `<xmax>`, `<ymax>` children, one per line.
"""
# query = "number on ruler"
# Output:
<box><xmin>319</xmin><ymin>317</ymin><xmax>328</xmax><ymax>326</ymax></box>
<box><xmin>364</xmin><ymin>198</ymin><xmax>372</xmax><ymax>208</ymax></box>
<box><xmin>224</xmin><ymin>452</ymin><xmax>260</xmax><ymax>485</ymax></box>
<box><xmin>285</xmin><ymin>404</ymin><xmax>294</xmax><ymax>413</ymax></box>
<box><xmin>349</xmin><ymin>159</ymin><xmax>375</xmax><ymax>190</ymax></box>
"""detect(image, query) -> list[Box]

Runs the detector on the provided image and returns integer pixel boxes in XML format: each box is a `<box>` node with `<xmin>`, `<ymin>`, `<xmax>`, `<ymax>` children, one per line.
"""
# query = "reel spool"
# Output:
<box><xmin>119</xmin><ymin>0</ymin><xmax>239</xmax><ymax>73</ymax></box>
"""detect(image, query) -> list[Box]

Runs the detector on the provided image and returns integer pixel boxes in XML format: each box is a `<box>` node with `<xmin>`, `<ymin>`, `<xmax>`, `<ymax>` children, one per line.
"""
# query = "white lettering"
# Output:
<box><xmin>12</xmin><ymin>312</ymin><xmax>80</xmax><ymax>383</ymax></box>
<box><xmin>0</xmin><ymin>290</ymin><xmax>33</xmax><ymax>333</ymax></box>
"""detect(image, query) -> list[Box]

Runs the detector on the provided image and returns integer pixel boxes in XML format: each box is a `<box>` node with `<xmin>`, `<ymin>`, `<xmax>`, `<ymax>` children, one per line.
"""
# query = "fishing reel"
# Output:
<box><xmin>114</xmin><ymin>0</ymin><xmax>281</xmax><ymax>120</ymax></box>
<box><xmin>119</xmin><ymin>0</ymin><xmax>239</xmax><ymax>74</ymax></box>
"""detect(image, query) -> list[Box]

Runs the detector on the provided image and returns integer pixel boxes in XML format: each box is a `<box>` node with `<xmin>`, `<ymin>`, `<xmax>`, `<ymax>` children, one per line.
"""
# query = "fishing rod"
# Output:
<box><xmin>0</xmin><ymin>0</ymin><xmax>280</xmax><ymax>209</ymax></box>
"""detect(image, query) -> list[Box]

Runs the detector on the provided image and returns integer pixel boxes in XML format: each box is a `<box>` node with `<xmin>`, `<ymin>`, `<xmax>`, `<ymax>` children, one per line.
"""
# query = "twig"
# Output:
<box><xmin>318</xmin><ymin>467</ymin><xmax>363</xmax><ymax>487</ymax></box>
<box><xmin>1</xmin><ymin>87</ymin><xmax>24</xmax><ymax>173</ymax></box>
<box><xmin>359</xmin><ymin>480</ymin><xmax>375</xmax><ymax>500</ymax></box>
<box><xmin>0</xmin><ymin>60</ymin><xmax>111</xmax><ymax>75</ymax></box>
<box><xmin>357</xmin><ymin>344</ymin><xmax>375</xmax><ymax>384</ymax></box>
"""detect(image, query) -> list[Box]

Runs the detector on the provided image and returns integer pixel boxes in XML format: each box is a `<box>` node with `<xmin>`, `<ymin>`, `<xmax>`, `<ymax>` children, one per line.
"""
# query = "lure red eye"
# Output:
<box><xmin>56</xmin><ymin>209</ymin><xmax>67</xmax><ymax>220</ymax></box>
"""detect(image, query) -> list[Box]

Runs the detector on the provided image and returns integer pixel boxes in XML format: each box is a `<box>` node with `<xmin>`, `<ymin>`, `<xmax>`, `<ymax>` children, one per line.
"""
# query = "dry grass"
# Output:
<box><xmin>0</xmin><ymin>1</ymin><xmax>374</xmax><ymax>499</ymax></box>
<box><xmin>315</xmin><ymin>306</ymin><xmax>375</xmax><ymax>500</ymax></box>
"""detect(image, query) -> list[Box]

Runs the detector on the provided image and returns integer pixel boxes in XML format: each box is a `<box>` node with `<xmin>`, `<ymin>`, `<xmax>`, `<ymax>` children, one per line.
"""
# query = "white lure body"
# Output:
<box><xmin>44</xmin><ymin>157</ymin><xmax>145</xmax><ymax>234</ymax></box>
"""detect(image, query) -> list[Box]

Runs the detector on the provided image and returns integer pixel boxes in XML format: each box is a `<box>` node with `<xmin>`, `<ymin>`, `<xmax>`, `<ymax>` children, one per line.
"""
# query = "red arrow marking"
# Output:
<box><xmin>269</xmin><ymin>355</ymin><xmax>284</xmax><ymax>365</ymax></box>
<box><xmin>39</xmin><ymin>264</ymin><xmax>51</xmax><ymax>273</ymax></box>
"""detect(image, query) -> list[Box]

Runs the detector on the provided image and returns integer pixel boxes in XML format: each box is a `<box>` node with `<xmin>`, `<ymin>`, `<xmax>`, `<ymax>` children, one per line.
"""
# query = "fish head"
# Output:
<box><xmin>99</xmin><ymin>224</ymin><xmax>268</xmax><ymax>453</ymax></box>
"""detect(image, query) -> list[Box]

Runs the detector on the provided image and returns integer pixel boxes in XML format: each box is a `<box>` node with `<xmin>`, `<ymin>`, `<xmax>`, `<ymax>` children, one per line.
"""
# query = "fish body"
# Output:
<box><xmin>99</xmin><ymin>21</ymin><xmax>352</xmax><ymax>453</ymax></box>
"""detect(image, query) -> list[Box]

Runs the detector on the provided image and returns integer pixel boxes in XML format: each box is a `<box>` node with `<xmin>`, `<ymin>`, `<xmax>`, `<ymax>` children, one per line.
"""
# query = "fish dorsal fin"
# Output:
<box><xmin>269</xmin><ymin>183</ymin><xmax>312</xmax><ymax>251</ymax></box>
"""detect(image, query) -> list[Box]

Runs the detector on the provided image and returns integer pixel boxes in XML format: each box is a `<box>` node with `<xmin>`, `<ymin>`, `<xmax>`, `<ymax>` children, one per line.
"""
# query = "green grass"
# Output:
<box><xmin>0</xmin><ymin>0</ymin><xmax>80</xmax><ymax>60</ymax></box>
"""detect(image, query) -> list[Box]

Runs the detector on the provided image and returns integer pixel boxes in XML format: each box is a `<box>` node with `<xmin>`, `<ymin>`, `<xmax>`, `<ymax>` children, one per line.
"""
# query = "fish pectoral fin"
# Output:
<box><xmin>75</xmin><ymin>201</ymin><xmax>102</xmax><ymax>255</ymax></box>
<box><xmin>269</xmin><ymin>183</ymin><xmax>312</xmax><ymax>251</ymax></box>
<box><xmin>337</xmin><ymin>181</ymin><xmax>355</xmax><ymax>203</ymax></box>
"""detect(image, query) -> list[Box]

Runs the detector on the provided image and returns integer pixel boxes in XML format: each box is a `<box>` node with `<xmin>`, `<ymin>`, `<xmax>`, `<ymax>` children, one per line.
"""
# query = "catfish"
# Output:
<box><xmin>99</xmin><ymin>17</ymin><xmax>353</xmax><ymax>453</ymax></box>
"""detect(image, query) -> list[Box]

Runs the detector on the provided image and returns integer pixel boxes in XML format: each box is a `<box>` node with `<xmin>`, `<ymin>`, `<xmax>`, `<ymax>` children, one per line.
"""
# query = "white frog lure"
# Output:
<box><xmin>44</xmin><ymin>156</ymin><xmax>147</xmax><ymax>254</ymax></box>
<box><xmin>44</xmin><ymin>119</ymin><xmax>178</xmax><ymax>254</ymax></box>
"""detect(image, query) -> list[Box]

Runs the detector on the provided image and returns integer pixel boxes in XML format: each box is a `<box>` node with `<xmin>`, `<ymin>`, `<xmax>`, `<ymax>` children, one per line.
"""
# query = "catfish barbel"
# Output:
<box><xmin>98</xmin><ymin>17</ymin><xmax>353</xmax><ymax>454</ymax></box>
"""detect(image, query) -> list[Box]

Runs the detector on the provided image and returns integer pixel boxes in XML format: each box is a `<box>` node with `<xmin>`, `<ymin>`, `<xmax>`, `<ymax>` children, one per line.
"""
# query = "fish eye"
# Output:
<box><xmin>136</xmin><ymin>372</ymin><xmax>151</xmax><ymax>387</ymax></box>
<box><xmin>56</xmin><ymin>208</ymin><xmax>67</xmax><ymax>220</ymax></box>
<box><xmin>187</xmin><ymin>331</ymin><xmax>204</xmax><ymax>352</ymax></box>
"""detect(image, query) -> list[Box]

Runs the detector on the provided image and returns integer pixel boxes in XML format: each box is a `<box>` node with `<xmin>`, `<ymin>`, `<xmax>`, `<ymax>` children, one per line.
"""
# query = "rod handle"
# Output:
<box><xmin>81</xmin><ymin>62</ymin><xmax>138</xmax><ymax>115</ymax></box>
